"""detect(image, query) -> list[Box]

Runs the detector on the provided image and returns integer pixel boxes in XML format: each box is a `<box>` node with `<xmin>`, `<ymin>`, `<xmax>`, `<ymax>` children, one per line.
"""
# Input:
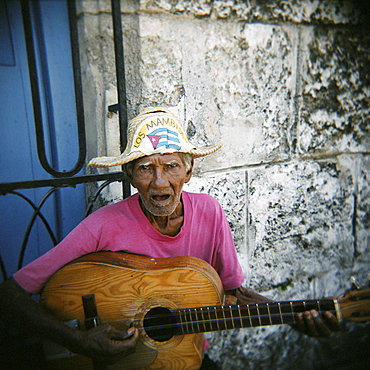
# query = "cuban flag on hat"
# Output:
<box><xmin>147</xmin><ymin>128</ymin><xmax>181</xmax><ymax>151</ymax></box>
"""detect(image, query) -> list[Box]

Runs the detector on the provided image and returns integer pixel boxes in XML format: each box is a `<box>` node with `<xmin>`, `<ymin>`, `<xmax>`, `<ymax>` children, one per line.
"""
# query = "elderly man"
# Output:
<box><xmin>0</xmin><ymin>108</ymin><xmax>338</xmax><ymax>368</ymax></box>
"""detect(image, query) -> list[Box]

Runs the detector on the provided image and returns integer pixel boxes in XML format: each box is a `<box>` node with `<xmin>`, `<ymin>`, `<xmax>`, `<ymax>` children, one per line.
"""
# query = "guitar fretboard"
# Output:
<box><xmin>174</xmin><ymin>299</ymin><xmax>336</xmax><ymax>335</ymax></box>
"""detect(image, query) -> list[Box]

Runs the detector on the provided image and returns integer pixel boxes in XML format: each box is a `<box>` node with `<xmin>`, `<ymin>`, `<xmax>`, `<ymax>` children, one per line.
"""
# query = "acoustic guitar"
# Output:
<box><xmin>40</xmin><ymin>251</ymin><xmax>370</xmax><ymax>370</ymax></box>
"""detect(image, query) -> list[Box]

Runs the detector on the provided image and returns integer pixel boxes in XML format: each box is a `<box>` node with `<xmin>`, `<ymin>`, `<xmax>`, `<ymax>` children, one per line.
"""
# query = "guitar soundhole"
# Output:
<box><xmin>143</xmin><ymin>307</ymin><xmax>177</xmax><ymax>342</ymax></box>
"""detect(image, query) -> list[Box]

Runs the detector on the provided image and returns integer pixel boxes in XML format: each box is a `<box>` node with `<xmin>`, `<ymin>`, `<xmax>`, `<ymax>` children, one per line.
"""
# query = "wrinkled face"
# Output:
<box><xmin>129</xmin><ymin>153</ymin><xmax>193</xmax><ymax>217</ymax></box>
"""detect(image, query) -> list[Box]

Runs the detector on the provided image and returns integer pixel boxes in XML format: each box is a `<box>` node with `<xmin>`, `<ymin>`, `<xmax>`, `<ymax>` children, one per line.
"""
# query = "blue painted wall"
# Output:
<box><xmin>0</xmin><ymin>0</ymin><xmax>86</xmax><ymax>281</ymax></box>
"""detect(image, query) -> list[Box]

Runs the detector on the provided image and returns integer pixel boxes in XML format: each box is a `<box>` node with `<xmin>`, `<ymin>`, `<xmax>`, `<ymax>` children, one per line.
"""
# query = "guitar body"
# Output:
<box><xmin>40</xmin><ymin>252</ymin><xmax>224</xmax><ymax>370</ymax></box>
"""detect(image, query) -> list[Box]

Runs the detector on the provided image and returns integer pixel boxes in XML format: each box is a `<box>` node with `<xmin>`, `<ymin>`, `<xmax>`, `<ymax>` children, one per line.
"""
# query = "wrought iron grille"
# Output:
<box><xmin>0</xmin><ymin>0</ymin><xmax>129</xmax><ymax>280</ymax></box>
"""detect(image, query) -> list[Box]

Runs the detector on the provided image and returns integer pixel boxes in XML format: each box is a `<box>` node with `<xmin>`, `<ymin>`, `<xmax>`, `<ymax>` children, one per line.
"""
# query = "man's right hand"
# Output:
<box><xmin>74</xmin><ymin>324</ymin><xmax>139</xmax><ymax>364</ymax></box>
<box><xmin>0</xmin><ymin>279</ymin><xmax>140</xmax><ymax>365</ymax></box>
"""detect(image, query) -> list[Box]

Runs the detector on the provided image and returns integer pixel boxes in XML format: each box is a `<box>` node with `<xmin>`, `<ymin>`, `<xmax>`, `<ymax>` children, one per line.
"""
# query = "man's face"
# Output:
<box><xmin>129</xmin><ymin>153</ymin><xmax>193</xmax><ymax>217</ymax></box>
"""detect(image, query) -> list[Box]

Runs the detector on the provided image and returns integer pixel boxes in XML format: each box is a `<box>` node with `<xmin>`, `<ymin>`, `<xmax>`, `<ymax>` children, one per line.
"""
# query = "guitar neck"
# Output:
<box><xmin>173</xmin><ymin>299</ymin><xmax>338</xmax><ymax>335</ymax></box>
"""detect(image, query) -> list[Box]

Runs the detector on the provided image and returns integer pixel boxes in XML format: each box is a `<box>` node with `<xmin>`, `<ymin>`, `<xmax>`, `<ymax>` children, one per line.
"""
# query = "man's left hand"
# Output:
<box><xmin>294</xmin><ymin>310</ymin><xmax>340</xmax><ymax>337</ymax></box>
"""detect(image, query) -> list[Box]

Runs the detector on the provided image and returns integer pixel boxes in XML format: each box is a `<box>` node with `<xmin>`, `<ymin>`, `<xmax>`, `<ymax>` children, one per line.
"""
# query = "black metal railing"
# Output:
<box><xmin>21</xmin><ymin>0</ymin><xmax>86</xmax><ymax>177</ymax></box>
<box><xmin>0</xmin><ymin>0</ymin><xmax>129</xmax><ymax>280</ymax></box>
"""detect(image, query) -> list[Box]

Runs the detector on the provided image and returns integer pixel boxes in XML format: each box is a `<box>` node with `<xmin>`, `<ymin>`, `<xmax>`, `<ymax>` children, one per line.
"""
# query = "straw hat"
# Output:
<box><xmin>88</xmin><ymin>107</ymin><xmax>223</xmax><ymax>168</ymax></box>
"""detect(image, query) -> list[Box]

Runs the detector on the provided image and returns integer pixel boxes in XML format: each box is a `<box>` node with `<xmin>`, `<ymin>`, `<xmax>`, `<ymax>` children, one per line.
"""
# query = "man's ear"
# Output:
<box><xmin>184</xmin><ymin>159</ymin><xmax>194</xmax><ymax>184</ymax></box>
<box><xmin>124</xmin><ymin>165</ymin><xmax>136</xmax><ymax>188</ymax></box>
<box><xmin>129</xmin><ymin>178</ymin><xmax>137</xmax><ymax>189</ymax></box>
<box><xmin>128</xmin><ymin>175</ymin><xmax>137</xmax><ymax>189</ymax></box>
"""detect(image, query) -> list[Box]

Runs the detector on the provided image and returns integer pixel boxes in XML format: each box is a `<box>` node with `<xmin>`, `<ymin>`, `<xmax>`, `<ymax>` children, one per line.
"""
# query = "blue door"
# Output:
<box><xmin>0</xmin><ymin>0</ymin><xmax>86</xmax><ymax>282</ymax></box>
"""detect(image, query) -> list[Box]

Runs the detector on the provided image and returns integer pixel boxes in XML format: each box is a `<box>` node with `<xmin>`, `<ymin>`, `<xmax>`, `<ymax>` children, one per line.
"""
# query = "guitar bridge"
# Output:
<box><xmin>82</xmin><ymin>294</ymin><xmax>101</xmax><ymax>329</ymax></box>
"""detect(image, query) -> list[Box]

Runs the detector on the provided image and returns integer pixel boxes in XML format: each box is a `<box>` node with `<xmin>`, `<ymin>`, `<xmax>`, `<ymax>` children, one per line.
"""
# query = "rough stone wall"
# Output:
<box><xmin>77</xmin><ymin>1</ymin><xmax>370</xmax><ymax>368</ymax></box>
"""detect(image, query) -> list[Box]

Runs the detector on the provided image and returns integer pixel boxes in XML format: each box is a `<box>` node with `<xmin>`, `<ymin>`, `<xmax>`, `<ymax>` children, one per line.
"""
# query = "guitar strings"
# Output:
<box><xmin>94</xmin><ymin>302</ymin><xmax>368</xmax><ymax>334</ymax></box>
<box><xmin>101</xmin><ymin>310</ymin><xmax>341</xmax><ymax>333</ymax></box>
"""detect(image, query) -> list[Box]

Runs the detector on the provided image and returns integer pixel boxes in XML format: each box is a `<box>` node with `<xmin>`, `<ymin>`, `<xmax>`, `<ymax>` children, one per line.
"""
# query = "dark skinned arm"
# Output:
<box><xmin>225</xmin><ymin>286</ymin><xmax>340</xmax><ymax>338</ymax></box>
<box><xmin>0</xmin><ymin>279</ymin><xmax>139</xmax><ymax>363</ymax></box>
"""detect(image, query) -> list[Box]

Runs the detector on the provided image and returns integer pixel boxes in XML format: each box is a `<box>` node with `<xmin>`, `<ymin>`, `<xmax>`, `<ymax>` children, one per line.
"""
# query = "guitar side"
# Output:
<box><xmin>40</xmin><ymin>252</ymin><xmax>224</xmax><ymax>370</ymax></box>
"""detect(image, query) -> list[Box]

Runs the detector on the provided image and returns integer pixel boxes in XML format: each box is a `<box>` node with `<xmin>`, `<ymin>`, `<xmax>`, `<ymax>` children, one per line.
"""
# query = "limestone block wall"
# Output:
<box><xmin>77</xmin><ymin>1</ymin><xmax>370</xmax><ymax>368</ymax></box>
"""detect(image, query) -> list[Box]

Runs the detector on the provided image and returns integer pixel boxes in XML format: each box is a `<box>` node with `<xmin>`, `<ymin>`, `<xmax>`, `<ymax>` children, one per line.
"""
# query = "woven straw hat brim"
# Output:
<box><xmin>88</xmin><ymin>107</ymin><xmax>223</xmax><ymax>168</ymax></box>
<box><xmin>88</xmin><ymin>143</ymin><xmax>223</xmax><ymax>168</ymax></box>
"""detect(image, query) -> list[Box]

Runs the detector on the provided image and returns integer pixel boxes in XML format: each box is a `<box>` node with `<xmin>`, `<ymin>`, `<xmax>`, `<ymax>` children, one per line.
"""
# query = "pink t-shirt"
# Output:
<box><xmin>13</xmin><ymin>191</ymin><xmax>244</xmax><ymax>294</ymax></box>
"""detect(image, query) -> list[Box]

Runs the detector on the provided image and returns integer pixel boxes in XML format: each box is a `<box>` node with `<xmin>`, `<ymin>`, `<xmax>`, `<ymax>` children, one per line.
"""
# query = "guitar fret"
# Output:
<box><xmin>316</xmin><ymin>300</ymin><xmax>321</xmax><ymax>314</ymax></box>
<box><xmin>278</xmin><ymin>302</ymin><xmax>283</xmax><ymax>324</ymax></box>
<box><xmin>290</xmin><ymin>302</ymin><xmax>296</xmax><ymax>323</ymax></box>
<box><xmin>214</xmin><ymin>307</ymin><xmax>220</xmax><ymax>331</ymax></box>
<box><xmin>178</xmin><ymin>309</ymin><xmax>185</xmax><ymax>334</ymax></box>
<box><xmin>180</xmin><ymin>309</ymin><xmax>185</xmax><ymax>333</ymax></box>
<box><xmin>186</xmin><ymin>308</ymin><xmax>192</xmax><ymax>333</ymax></box>
<box><xmin>266</xmin><ymin>303</ymin><xmax>273</xmax><ymax>325</ymax></box>
<box><xmin>221</xmin><ymin>305</ymin><xmax>226</xmax><ymax>330</ymax></box>
<box><xmin>183</xmin><ymin>309</ymin><xmax>188</xmax><ymax>333</ymax></box>
<box><xmin>237</xmin><ymin>305</ymin><xmax>243</xmax><ymax>328</ymax></box>
<box><xmin>193</xmin><ymin>308</ymin><xmax>199</xmax><ymax>332</ymax></box>
<box><xmin>198</xmin><ymin>308</ymin><xmax>205</xmax><ymax>332</ymax></box>
<box><xmin>229</xmin><ymin>305</ymin><xmax>236</xmax><ymax>329</ymax></box>
<box><xmin>189</xmin><ymin>309</ymin><xmax>195</xmax><ymax>333</ymax></box>
<box><xmin>256</xmin><ymin>304</ymin><xmax>262</xmax><ymax>326</ymax></box>
<box><xmin>206</xmin><ymin>307</ymin><xmax>212</xmax><ymax>332</ymax></box>
<box><xmin>200</xmin><ymin>307</ymin><xmax>204</xmax><ymax>322</ymax></box>
<box><xmin>247</xmin><ymin>305</ymin><xmax>254</xmax><ymax>327</ymax></box>
<box><xmin>222</xmin><ymin>305</ymin><xmax>229</xmax><ymax>330</ymax></box>
<box><xmin>181</xmin><ymin>309</ymin><xmax>187</xmax><ymax>334</ymax></box>
<box><xmin>198</xmin><ymin>308</ymin><xmax>204</xmax><ymax>332</ymax></box>
<box><xmin>188</xmin><ymin>309</ymin><xmax>193</xmax><ymax>333</ymax></box>
<box><xmin>199</xmin><ymin>307</ymin><xmax>206</xmax><ymax>332</ymax></box>
<box><xmin>333</xmin><ymin>299</ymin><xmax>341</xmax><ymax>321</ymax></box>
